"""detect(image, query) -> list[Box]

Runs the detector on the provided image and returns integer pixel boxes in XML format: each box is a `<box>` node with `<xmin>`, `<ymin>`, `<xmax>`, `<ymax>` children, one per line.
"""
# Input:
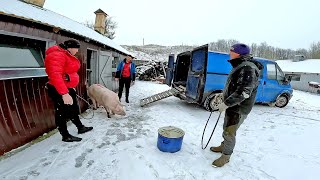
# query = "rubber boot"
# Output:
<box><xmin>212</xmin><ymin>154</ymin><xmax>231</xmax><ymax>167</ymax></box>
<box><xmin>210</xmin><ymin>143</ymin><xmax>223</xmax><ymax>153</ymax></box>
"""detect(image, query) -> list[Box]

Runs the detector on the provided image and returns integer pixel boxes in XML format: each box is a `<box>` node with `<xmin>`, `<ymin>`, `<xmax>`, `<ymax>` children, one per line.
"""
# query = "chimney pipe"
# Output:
<box><xmin>94</xmin><ymin>9</ymin><xmax>108</xmax><ymax>35</ymax></box>
<box><xmin>24</xmin><ymin>0</ymin><xmax>46</xmax><ymax>7</ymax></box>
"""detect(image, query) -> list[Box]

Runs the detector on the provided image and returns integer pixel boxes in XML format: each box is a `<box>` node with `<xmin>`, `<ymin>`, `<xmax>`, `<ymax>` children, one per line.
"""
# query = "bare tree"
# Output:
<box><xmin>310</xmin><ymin>42</ymin><xmax>320</xmax><ymax>59</ymax></box>
<box><xmin>84</xmin><ymin>17</ymin><xmax>118</xmax><ymax>40</ymax></box>
<box><xmin>105</xmin><ymin>17</ymin><xmax>117</xmax><ymax>39</ymax></box>
<box><xmin>84</xmin><ymin>20</ymin><xmax>94</xmax><ymax>29</ymax></box>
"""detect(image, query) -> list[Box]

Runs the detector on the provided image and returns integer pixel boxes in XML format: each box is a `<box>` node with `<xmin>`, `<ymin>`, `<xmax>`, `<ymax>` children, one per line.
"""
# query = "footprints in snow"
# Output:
<box><xmin>75</xmin><ymin>148</ymin><xmax>93</xmax><ymax>168</ymax></box>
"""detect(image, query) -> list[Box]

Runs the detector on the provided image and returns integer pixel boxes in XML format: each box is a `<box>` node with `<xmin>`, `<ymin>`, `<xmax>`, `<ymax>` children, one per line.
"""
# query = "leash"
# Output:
<box><xmin>76</xmin><ymin>94</ymin><xmax>95</xmax><ymax>120</ymax></box>
<box><xmin>201</xmin><ymin>111</ymin><xmax>222</xmax><ymax>150</ymax></box>
<box><xmin>45</xmin><ymin>83</ymin><xmax>95</xmax><ymax>119</ymax></box>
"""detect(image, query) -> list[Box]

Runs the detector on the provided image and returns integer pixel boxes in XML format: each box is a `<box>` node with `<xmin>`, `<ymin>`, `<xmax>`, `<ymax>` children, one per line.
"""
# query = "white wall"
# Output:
<box><xmin>288</xmin><ymin>72</ymin><xmax>320</xmax><ymax>93</ymax></box>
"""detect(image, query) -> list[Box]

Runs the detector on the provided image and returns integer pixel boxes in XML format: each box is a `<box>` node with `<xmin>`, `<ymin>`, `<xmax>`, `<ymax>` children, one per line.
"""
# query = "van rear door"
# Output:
<box><xmin>185</xmin><ymin>44</ymin><xmax>208</xmax><ymax>102</ymax></box>
<box><xmin>165</xmin><ymin>54</ymin><xmax>175</xmax><ymax>86</ymax></box>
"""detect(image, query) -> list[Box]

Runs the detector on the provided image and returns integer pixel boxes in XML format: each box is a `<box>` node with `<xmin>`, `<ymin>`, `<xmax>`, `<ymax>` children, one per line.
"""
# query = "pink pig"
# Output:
<box><xmin>88</xmin><ymin>84</ymin><xmax>126</xmax><ymax>118</ymax></box>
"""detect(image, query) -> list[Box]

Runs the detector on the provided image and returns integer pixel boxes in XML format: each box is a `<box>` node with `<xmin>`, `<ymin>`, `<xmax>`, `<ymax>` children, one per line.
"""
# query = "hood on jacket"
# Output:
<box><xmin>249</xmin><ymin>59</ymin><xmax>264</xmax><ymax>70</ymax></box>
<box><xmin>228</xmin><ymin>55</ymin><xmax>263</xmax><ymax>70</ymax></box>
<box><xmin>45</xmin><ymin>45</ymin><xmax>75</xmax><ymax>58</ymax></box>
<box><xmin>45</xmin><ymin>45</ymin><xmax>61</xmax><ymax>56</ymax></box>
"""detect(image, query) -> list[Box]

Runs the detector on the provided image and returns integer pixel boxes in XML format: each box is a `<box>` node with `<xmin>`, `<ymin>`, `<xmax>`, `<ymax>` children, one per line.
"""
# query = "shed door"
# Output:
<box><xmin>98</xmin><ymin>51</ymin><xmax>113</xmax><ymax>89</ymax></box>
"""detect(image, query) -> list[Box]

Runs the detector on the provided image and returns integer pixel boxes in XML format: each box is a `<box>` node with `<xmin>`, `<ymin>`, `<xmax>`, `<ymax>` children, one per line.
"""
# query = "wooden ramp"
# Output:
<box><xmin>140</xmin><ymin>86</ymin><xmax>185</xmax><ymax>107</ymax></box>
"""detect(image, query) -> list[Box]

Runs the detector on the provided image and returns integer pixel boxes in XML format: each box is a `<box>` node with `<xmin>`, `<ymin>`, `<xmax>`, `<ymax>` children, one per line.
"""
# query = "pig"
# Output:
<box><xmin>88</xmin><ymin>84</ymin><xmax>126</xmax><ymax>118</ymax></box>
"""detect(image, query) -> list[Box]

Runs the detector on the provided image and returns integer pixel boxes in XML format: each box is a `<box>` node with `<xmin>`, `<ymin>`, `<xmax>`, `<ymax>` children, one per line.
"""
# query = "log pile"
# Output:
<box><xmin>137</xmin><ymin>61</ymin><xmax>167</xmax><ymax>81</ymax></box>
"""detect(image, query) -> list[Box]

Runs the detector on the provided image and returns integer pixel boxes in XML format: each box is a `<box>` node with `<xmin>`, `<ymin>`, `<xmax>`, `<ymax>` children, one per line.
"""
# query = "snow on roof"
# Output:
<box><xmin>0</xmin><ymin>0</ymin><xmax>131</xmax><ymax>55</ymax></box>
<box><xmin>276</xmin><ymin>59</ymin><xmax>320</xmax><ymax>74</ymax></box>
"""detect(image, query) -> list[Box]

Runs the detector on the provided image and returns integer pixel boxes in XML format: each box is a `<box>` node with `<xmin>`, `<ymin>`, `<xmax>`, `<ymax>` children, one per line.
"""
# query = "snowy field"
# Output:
<box><xmin>0</xmin><ymin>81</ymin><xmax>320</xmax><ymax>180</ymax></box>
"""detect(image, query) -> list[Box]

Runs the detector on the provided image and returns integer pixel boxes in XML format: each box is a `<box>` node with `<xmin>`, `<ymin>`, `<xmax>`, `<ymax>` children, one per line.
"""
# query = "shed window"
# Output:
<box><xmin>0</xmin><ymin>45</ymin><xmax>44</xmax><ymax>68</ymax></box>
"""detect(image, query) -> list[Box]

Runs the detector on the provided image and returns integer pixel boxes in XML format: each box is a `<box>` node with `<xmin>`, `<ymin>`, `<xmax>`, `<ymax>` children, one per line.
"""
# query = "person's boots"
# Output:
<box><xmin>210</xmin><ymin>143</ymin><xmax>223</xmax><ymax>153</ymax></box>
<box><xmin>78</xmin><ymin>126</ymin><xmax>93</xmax><ymax>134</ymax></box>
<box><xmin>212</xmin><ymin>154</ymin><xmax>231</xmax><ymax>167</ymax></box>
<box><xmin>62</xmin><ymin>134</ymin><xmax>82</xmax><ymax>142</ymax></box>
<box><xmin>125</xmin><ymin>92</ymin><xmax>129</xmax><ymax>103</ymax></box>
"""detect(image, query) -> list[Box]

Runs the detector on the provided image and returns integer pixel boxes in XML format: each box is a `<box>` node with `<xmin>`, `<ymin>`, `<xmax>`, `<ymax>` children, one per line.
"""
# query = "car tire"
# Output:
<box><xmin>275</xmin><ymin>94</ymin><xmax>289</xmax><ymax>108</ymax></box>
<box><xmin>203</xmin><ymin>93</ymin><xmax>223</xmax><ymax>112</ymax></box>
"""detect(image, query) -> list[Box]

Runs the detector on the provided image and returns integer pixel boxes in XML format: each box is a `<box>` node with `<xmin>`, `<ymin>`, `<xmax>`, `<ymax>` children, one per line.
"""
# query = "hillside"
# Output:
<box><xmin>122</xmin><ymin>44</ymin><xmax>196</xmax><ymax>62</ymax></box>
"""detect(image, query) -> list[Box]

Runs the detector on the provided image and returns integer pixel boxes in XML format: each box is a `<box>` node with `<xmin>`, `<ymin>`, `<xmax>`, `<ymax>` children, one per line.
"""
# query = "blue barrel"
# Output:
<box><xmin>157</xmin><ymin>126</ymin><xmax>185</xmax><ymax>153</ymax></box>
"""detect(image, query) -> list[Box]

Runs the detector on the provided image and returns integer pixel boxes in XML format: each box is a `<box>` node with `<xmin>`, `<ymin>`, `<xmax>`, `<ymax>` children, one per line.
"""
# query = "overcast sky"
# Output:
<box><xmin>44</xmin><ymin>0</ymin><xmax>319</xmax><ymax>50</ymax></box>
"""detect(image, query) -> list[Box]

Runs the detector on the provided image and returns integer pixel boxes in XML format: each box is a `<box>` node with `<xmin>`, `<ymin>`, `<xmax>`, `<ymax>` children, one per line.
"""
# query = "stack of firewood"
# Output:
<box><xmin>137</xmin><ymin>61</ymin><xmax>167</xmax><ymax>81</ymax></box>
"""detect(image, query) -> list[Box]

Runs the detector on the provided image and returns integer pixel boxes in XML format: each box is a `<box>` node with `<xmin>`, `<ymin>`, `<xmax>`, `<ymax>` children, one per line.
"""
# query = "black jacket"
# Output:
<box><xmin>223</xmin><ymin>55</ymin><xmax>263</xmax><ymax>115</ymax></box>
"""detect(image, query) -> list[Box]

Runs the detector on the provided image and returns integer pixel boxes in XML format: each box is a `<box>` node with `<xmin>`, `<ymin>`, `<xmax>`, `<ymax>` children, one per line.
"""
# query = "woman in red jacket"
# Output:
<box><xmin>45</xmin><ymin>39</ymin><xmax>93</xmax><ymax>142</ymax></box>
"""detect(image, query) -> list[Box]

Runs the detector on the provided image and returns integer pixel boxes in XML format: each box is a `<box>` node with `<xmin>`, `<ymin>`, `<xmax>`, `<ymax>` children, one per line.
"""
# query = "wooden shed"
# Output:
<box><xmin>0</xmin><ymin>0</ymin><xmax>131</xmax><ymax>155</ymax></box>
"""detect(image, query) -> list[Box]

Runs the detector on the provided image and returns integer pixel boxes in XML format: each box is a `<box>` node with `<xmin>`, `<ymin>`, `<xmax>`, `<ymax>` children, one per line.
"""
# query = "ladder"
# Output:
<box><xmin>140</xmin><ymin>85</ymin><xmax>185</xmax><ymax>107</ymax></box>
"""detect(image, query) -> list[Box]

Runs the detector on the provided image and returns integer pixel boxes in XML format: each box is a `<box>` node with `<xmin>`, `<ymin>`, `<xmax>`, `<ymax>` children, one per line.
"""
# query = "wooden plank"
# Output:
<box><xmin>4</xmin><ymin>22</ymin><xmax>14</xmax><ymax>32</ymax></box>
<box><xmin>12</xmin><ymin>24</ymin><xmax>21</xmax><ymax>33</ymax></box>
<box><xmin>0</xmin><ymin>21</ymin><xmax>6</xmax><ymax>29</ymax></box>
<box><xmin>26</xmin><ymin>26</ymin><xmax>33</xmax><ymax>36</ymax></box>
<box><xmin>20</xmin><ymin>25</ymin><xmax>28</xmax><ymax>34</ymax></box>
<box><xmin>40</xmin><ymin>78</ymin><xmax>55</xmax><ymax>128</ymax></box>
<box><xmin>11</xmin><ymin>80</ymin><xmax>28</xmax><ymax>135</ymax></box>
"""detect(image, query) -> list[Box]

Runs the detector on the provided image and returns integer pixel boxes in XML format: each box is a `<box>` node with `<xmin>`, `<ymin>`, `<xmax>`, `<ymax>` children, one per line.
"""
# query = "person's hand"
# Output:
<box><xmin>218</xmin><ymin>102</ymin><xmax>228</xmax><ymax>112</ymax></box>
<box><xmin>62</xmin><ymin>93</ymin><xmax>73</xmax><ymax>105</ymax></box>
<box><xmin>115</xmin><ymin>78</ymin><xmax>119</xmax><ymax>81</ymax></box>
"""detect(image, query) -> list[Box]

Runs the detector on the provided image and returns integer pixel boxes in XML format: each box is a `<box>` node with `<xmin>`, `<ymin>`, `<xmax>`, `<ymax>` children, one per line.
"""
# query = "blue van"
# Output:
<box><xmin>165</xmin><ymin>44</ymin><xmax>293</xmax><ymax>111</ymax></box>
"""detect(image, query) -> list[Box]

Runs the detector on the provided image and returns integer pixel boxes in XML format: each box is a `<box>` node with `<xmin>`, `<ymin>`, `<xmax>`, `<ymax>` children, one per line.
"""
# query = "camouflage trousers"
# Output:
<box><xmin>221</xmin><ymin>110</ymin><xmax>247</xmax><ymax>155</ymax></box>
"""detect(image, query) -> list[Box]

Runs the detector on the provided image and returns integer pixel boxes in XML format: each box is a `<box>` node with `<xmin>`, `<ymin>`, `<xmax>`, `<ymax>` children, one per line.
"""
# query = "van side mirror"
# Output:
<box><xmin>282</xmin><ymin>76</ymin><xmax>291</xmax><ymax>85</ymax></box>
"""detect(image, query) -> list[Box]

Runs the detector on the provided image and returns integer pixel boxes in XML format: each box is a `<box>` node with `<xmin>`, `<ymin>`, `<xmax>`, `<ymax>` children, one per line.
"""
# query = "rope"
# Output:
<box><xmin>76</xmin><ymin>94</ymin><xmax>95</xmax><ymax>120</ymax></box>
<box><xmin>201</xmin><ymin>111</ymin><xmax>222</xmax><ymax>150</ymax></box>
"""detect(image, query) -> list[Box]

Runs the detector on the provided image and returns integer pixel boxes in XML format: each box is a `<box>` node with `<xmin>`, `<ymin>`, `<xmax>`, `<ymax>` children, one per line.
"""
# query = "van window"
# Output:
<box><xmin>276</xmin><ymin>66</ymin><xmax>285</xmax><ymax>81</ymax></box>
<box><xmin>266</xmin><ymin>64</ymin><xmax>276</xmax><ymax>80</ymax></box>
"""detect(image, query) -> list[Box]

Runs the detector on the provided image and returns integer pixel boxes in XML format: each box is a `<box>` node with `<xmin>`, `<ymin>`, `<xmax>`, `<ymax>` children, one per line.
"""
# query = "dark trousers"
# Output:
<box><xmin>222</xmin><ymin>109</ymin><xmax>247</xmax><ymax>155</ymax></box>
<box><xmin>118</xmin><ymin>77</ymin><xmax>131</xmax><ymax>100</ymax></box>
<box><xmin>47</xmin><ymin>84</ymin><xmax>83</xmax><ymax>137</ymax></box>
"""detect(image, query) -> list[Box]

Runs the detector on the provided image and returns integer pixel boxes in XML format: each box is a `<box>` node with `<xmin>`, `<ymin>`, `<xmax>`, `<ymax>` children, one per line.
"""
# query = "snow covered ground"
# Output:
<box><xmin>0</xmin><ymin>81</ymin><xmax>320</xmax><ymax>180</ymax></box>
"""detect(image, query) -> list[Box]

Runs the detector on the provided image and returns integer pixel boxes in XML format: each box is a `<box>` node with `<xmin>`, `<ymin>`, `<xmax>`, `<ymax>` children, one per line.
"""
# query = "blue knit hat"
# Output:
<box><xmin>230</xmin><ymin>43</ymin><xmax>250</xmax><ymax>55</ymax></box>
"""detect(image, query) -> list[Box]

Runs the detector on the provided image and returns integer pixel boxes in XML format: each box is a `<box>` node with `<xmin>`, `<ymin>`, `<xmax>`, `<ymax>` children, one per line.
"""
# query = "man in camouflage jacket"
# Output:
<box><xmin>211</xmin><ymin>43</ymin><xmax>263</xmax><ymax>167</ymax></box>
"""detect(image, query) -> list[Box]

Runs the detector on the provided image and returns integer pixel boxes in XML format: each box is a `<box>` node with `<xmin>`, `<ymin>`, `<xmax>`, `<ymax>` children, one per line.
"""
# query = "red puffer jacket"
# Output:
<box><xmin>45</xmin><ymin>45</ymin><xmax>80</xmax><ymax>95</ymax></box>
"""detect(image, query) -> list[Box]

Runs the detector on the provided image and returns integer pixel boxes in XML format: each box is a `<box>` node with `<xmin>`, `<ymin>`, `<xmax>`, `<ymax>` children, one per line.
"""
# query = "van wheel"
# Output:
<box><xmin>275</xmin><ymin>94</ymin><xmax>289</xmax><ymax>108</ymax></box>
<box><xmin>204</xmin><ymin>93</ymin><xmax>223</xmax><ymax>111</ymax></box>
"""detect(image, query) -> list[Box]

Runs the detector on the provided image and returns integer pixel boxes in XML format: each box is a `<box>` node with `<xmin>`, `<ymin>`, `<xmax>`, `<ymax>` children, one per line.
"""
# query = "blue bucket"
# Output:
<box><xmin>157</xmin><ymin>126</ymin><xmax>185</xmax><ymax>153</ymax></box>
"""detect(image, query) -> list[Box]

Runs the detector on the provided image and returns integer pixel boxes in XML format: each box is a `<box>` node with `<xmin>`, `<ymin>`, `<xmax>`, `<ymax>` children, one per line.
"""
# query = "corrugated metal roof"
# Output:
<box><xmin>0</xmin><ymin>0</ymin><xmax>131</xmax><ymax>55</ymax></box>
